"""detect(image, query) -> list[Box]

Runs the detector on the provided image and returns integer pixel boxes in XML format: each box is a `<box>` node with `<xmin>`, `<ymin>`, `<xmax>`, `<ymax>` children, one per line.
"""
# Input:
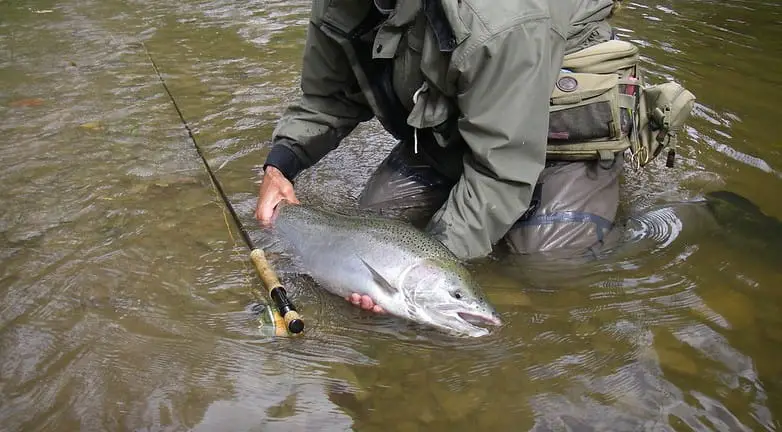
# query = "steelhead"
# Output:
<box><xmin>273</xmin><ymin>203</ymin><xmax>502</xmax><ymax>337</ymax></box>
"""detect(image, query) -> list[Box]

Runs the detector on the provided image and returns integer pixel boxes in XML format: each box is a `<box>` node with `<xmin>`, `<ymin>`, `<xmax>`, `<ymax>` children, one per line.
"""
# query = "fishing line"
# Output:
<box><xmin>140</xmin><ymin>41</ymin><xmax>304</xmax><ymax>335</ymax></box>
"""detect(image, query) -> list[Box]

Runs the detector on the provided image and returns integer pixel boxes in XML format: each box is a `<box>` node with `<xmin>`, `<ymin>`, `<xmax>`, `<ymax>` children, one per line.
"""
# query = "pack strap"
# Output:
<box><xmin>651</xmin><ymin>103</ymin><xmax>676</xmax><ymax>167</ymax></box>
<box><xmin>515</xmin><ymin>211</ymin><xmax>614</xmax><ymax>242</ymax></box>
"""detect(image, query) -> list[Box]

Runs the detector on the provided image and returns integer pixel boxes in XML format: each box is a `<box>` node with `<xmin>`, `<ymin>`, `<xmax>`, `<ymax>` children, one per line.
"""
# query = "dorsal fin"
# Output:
<box><xmin>359</xmin><ymin>258</ymin><xmax>398</xmax><ymax>296</ymax></box>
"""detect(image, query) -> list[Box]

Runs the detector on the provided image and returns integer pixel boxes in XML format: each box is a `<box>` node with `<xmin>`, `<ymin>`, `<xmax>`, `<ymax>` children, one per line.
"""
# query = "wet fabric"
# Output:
<box><xmin>264</xmin><ymin>0</ymin><xmax>618</xmax><ymax>260</ymax></box>
<box><xmin>358</xmin><ymin>142</ymin><xmax>454</xmax><ymax>227</ymax></box>
<box><xmin>359</xmin><ymin>141</ymin><xmax>623</xmax><ymax>255</ymax></box>
<box><xmin>505</xmin><ymin>156</ymin><xmax>623</xmax><ymax>254</ymax></box>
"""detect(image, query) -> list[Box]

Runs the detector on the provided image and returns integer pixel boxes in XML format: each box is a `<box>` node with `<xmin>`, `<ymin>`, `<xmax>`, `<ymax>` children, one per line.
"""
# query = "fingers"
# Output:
<box><xmin>359</xmin><ymin>295</ymin><xmax>373</xmax><ymax>310</ymax></box>
<box><xmin>345</xmin><ymin>294</ymin><xmax>385</xmax><ymax>314</ymax></box>
<box><xmin>255</xmin><ymin>196</ymin><xmax>274</xmax><ymax>226</ymax></box>
<box><xmin>349</xmin><ymin>293</ymin><xmax>373</xmax><ymax>310</ymax></box>
<box><xmin>256</xmin><ymin>167</ymin><xmax>298</xmax><ymax>226</ymax></box>
<box><xmin>286</xmin><ymin>192</ymin><xmax>301</xmax><ymax>204</ymax></box>
<box><xmin>255</xmin><ymin>183</ymin><xmax>275</xmax><ymax>225</ymax></box>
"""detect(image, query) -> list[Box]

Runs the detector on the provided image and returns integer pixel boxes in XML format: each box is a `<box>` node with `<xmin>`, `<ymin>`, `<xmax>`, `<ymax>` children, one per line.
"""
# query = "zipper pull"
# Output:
<box><xmin>411</xmin><ymin>83</ymin><xmax>429</xmax><ymax>154</ymax></box>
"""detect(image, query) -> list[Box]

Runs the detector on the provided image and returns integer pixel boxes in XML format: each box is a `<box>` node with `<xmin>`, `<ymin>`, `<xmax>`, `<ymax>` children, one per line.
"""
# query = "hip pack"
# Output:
<box><xmin>546</xmin><ymin>40</ymin><xmax>696</xmax><ymax>168</ymax></box>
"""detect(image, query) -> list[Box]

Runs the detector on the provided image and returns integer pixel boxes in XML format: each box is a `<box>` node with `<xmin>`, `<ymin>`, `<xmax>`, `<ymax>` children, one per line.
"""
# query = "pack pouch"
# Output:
<box><xmin>546</xmin><ymin>40</ymin><xmax>641</xmax><ymax>162</ymax></box>
<box><xmin>633</xmin><ymin>81</ymin><xmax>696</xmax><ymax>168</ymax></box>
<box><xmin>545</xmin><ymin>40</ymin><xmax>697</xmax><ymax>168</ymax></box>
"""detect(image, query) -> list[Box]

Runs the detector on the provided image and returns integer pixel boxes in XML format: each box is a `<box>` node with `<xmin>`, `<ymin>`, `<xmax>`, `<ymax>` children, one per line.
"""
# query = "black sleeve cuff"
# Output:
<box><xmin>263</xmin><ymin>144</ymin><xmax>304</xmax><ymax>181</ymax></box>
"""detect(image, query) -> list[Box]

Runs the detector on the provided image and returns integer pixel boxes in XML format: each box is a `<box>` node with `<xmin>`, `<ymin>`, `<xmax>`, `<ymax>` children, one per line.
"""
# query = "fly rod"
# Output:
<box><xmin>141</xmin><ymin>42</ymin><xmax>304</xmax><ymax>335</ymax></box>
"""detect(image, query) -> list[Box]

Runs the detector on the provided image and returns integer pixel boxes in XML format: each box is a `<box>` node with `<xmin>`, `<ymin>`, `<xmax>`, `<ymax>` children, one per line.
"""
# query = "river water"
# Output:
<box><xmin>1</xmin><ymin>0</ymin><xmax>780</xmax><ymax>431</ymax></box>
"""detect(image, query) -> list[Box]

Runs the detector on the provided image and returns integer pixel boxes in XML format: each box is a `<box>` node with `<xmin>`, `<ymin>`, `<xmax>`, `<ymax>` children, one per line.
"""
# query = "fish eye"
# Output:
<box><xmin>452</xmin><ymin>291</ymin><xmax>462</xmax><ymax>300</ymax></box>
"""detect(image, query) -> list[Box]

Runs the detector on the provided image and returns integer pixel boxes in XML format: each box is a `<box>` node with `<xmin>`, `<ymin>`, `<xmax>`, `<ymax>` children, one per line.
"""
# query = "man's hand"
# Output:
<box><xmin>257</xmin><ymin>167</ymin><xmax>383</xmax><ymax>314</ymax></box>
<box><xmin>255</xmin><ymin>166</ymin><xmax>300</xmax><ymax>226</ymax></box>
<box><xmin>345</xmin><ymin>294</ymin><xmax>385</xmax><ymax>314</ymax></box>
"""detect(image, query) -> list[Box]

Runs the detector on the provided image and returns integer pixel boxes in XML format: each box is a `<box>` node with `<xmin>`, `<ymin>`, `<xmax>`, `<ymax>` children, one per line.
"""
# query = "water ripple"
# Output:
<box><xmin>1</xmin><ymin>0</ymin><xmax>781</xmax><ymax>430</ymax></box>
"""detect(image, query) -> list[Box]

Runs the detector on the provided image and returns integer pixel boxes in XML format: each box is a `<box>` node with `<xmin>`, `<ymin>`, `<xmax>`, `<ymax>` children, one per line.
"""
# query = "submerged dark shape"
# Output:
<box><xmin>705</xmin><ymin>191</ymin><xmax>780</xmax><ymax>229</ymax></box>
<box><xmin>703</xmin><ymin>190</ymin><xmax>782</xmax><ymax>246</ymax></box>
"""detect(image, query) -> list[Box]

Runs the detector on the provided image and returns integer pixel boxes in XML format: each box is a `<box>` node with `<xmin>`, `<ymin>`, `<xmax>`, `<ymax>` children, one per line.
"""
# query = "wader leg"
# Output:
<box><xmin>505</xmin><ymin>156</ymin><xmax>623</xmax><ymax>255</ymax></box>
<box><xmin>358</xmin><ymin>141</ymin><xmax>454</xmax><ymax>228</ymax></box>
<box><xmin>361</xmin><ymin>141</ymin><xmax>623</xmax><ymax>256</ymax></box>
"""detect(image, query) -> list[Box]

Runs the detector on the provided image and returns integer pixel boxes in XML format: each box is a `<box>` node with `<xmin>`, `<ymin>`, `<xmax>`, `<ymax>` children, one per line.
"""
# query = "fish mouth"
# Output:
<box><xmin>424</xmin><ymin>306</ymin><xmax>502</xmax><ymax>337</ymax></box>
<box><xmin>428</xmin><ymin>310</ymin><xmax>502</xmax><ymax>338</ymax></box>
<box><xmin>457</xmin><ymin>311</ymin><xmax>502</xmax><ymax>327</ymax></box>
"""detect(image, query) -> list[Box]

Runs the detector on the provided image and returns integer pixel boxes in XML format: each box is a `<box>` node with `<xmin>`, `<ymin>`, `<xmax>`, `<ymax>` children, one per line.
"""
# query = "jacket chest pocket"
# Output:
<box><xmin>405</xmin><ymin>21</ymin><xmax>461</xmax><ymax>149</ymax></box>
<box><xmin>393</xmin><ymin>15</ymin><xmax>426</xmax><ymax>113</ymax></box>
<box><xmin>405</xmin><ymin>80</ymin><xmax>460</xmax><ymax>149</ymax></box>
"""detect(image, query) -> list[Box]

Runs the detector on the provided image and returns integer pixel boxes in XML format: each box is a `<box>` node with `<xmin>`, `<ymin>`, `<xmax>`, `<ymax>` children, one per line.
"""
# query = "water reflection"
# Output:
<box><xmin>1</xmin><ymin>0</ymin><xmax>782</xmax><ymax>430</ymax></box>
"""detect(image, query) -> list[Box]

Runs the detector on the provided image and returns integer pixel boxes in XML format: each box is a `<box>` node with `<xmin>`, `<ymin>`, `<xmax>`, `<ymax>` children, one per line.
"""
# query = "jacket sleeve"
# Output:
<box><xmin>264</xmin><ymin>22</ymin><xmax>374</xmax><ymax>180</ymax></box>
<box><xmin>426</xmin><ymin>19</ymin><xmax>562</xmax><ymax>259</ymax></box>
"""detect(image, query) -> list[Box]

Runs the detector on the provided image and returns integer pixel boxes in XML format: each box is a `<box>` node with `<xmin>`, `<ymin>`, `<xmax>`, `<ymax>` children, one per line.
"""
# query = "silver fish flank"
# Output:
<box><xmin>273</xmin><ymin>203</ymin><xmax>502</xmax><ymax>337</ymax></box>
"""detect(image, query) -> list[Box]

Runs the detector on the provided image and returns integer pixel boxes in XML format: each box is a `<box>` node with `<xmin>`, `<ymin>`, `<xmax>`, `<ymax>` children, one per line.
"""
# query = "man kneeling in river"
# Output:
<box><xmin>256</xmin><ymin>0</ymin><xmax>628</xmax><ymax>313</ymax></box>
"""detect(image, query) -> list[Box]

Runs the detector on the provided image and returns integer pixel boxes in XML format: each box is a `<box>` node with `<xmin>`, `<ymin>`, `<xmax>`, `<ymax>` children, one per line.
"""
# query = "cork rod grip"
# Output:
<box><xmin>250</xmin><ymin>249</ymin><xmax>304</xmax><ymax>334</ymax></box>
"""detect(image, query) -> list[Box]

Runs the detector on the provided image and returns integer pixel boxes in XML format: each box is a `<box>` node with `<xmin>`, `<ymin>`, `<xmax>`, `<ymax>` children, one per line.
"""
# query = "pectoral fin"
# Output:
<box><xmin>359</xmin><ymin>258</ymin><xmax>398</xmax><ymax>296</ymax></box>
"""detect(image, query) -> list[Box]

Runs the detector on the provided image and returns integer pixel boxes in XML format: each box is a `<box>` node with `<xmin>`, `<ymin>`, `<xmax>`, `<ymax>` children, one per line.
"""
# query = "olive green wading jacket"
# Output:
<box><xmin>264</xmin><ymin>0</ymin><xmax>617</xmax><ymax>259</ymax></box>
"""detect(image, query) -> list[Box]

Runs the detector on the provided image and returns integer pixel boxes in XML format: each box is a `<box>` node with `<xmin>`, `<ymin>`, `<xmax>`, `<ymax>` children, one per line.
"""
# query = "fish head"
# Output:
<box><xmin>405</xmin><ymin>259</ymin><xmax>502</xmax><ymax>337</ymax></box>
